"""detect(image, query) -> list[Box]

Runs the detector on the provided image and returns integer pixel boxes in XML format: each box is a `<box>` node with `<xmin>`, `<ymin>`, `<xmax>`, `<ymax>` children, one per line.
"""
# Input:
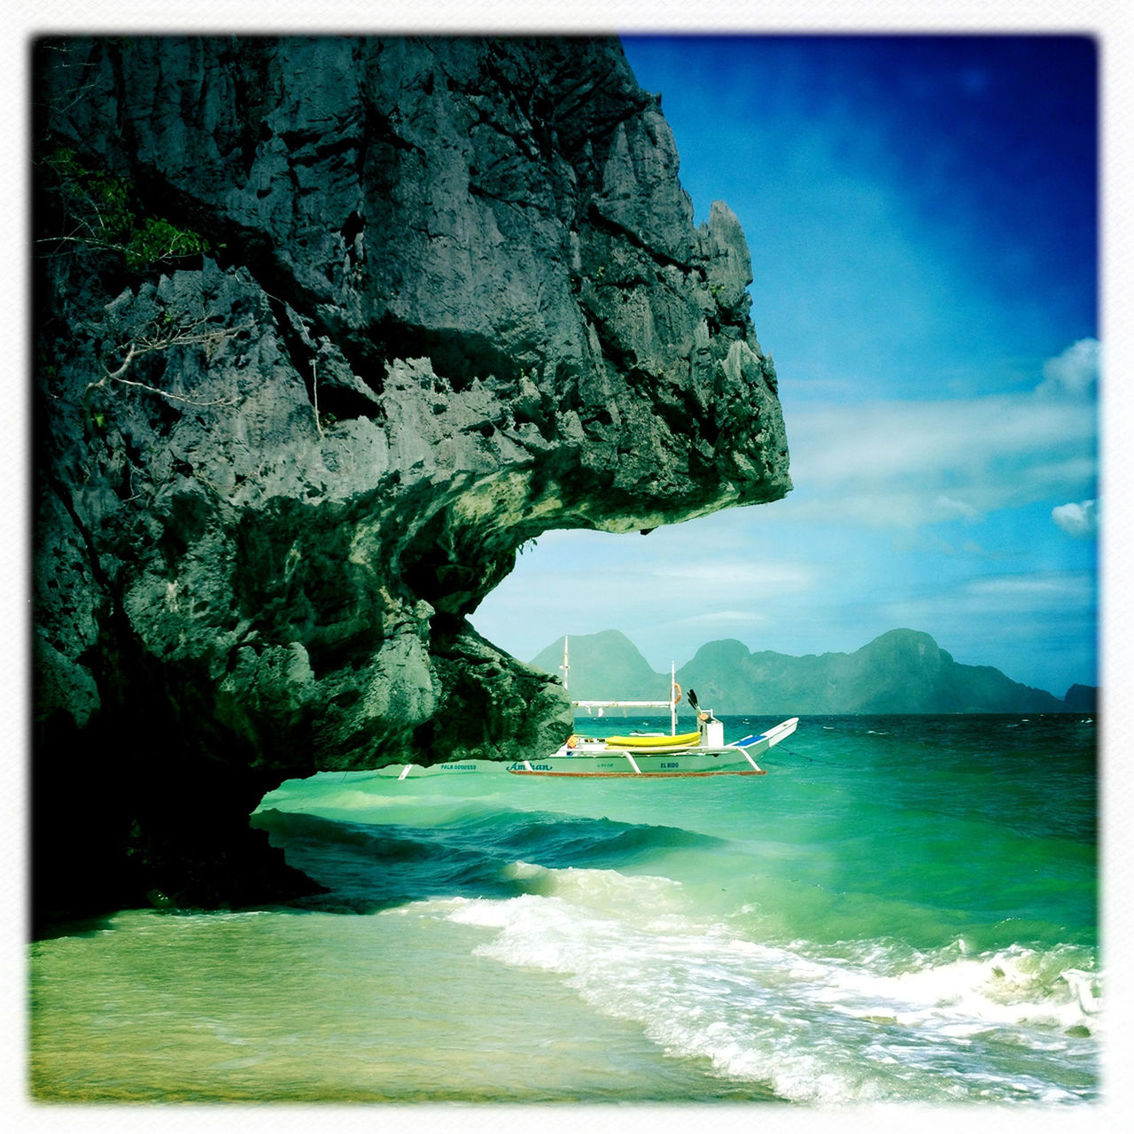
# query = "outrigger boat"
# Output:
<box><xmin>506</xmin><ymin>639</ymin><xmax>798</xmax><ymax>777</ymax></box>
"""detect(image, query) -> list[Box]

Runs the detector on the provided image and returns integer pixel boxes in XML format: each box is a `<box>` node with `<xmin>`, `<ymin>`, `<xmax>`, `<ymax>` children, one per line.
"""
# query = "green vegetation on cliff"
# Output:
<box><xmin>40</xmin><ymin>146</ymin><xmax>211</xmax><ymax>269</ymax></box>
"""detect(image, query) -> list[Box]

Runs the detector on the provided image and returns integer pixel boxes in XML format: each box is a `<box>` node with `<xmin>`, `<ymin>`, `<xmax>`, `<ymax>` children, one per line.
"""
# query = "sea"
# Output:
<box><xmin>27</xmin><ymin>714</ymin><xmax>1103</xmax><ymax>1119</ymax></box>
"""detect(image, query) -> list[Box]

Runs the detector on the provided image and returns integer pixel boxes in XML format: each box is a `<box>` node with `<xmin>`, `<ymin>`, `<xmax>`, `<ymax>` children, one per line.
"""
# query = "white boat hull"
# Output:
<box><xmin>506</xmin><ymin>717</ymin><xmax>798</xmax><ymax>777</ymax></box>
<box><xmin>505</xmin><ymin>750</ymin><xmax>766</xmax><ymax>777</ymax></box>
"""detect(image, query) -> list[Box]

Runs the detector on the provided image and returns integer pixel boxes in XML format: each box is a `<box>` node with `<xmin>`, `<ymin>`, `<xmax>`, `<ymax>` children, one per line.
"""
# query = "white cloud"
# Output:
<box><xmin>1052</xmin><ymin>498</ymin><xmax>1099</xmax><ymax>538</ymax></box>
<box><xmin>671</xmin><ymin>609</ymin><xmax>768</xmax><ymax>627</ymax></box>
<box><xmin>1038</xmin><ymin>338</ymin><xmax>1100</xmax><ymax>399</ymax></box>
<box><xmin>933</xmin><ymin>495</ymin><xmax>979</xmax><ymax>520</ymax></box>
<box><xmin>648</xmin><ymin>560</ymin><xmax>819</xmax><ymax>593</ymax></box>
<box><xmin>777</xmin><ymin>348</ymin><xmax>1098</xmax><ymax>529</ymax></box>
<box><xmin>792</xmin><ymin>392</ymin><xmax>1093</xmax><ymax>485</ymax></box>
<box><xmin>878</xmin><ymin>571</ymin><xmax>1096</xmax><ymax>636</ymax></box>
<box><xmin>965</xmin><ymin>575</ymin><xmax>1079</xmax><ymax>598</ymax></box>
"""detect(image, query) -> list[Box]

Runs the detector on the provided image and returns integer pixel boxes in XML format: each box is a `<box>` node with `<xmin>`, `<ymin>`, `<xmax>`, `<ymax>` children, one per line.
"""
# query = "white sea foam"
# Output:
<box><xmin>402</xmin><ymin>864</ymin><xmax>1101</xmax><ymax>1105</ymax></box>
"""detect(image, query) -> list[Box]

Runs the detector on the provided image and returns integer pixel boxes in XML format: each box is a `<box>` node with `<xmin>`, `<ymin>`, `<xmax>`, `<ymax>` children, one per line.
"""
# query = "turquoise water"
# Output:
<box><xmin>29</xmin><ymin>714</ymin><xmax>1100</xmax><ymax>1104</ymax></box>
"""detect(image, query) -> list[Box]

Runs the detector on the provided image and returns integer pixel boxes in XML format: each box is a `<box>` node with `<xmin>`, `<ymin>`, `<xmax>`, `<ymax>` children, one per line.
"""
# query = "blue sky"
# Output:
<box><xmin>473</xmin><ymin>34</ymin><xmax>1100</xmax><ymax>699</ymax></box>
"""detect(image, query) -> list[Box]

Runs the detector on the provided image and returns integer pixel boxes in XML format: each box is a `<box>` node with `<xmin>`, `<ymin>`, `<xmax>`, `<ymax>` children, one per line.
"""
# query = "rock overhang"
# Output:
<box><xmin>32</xmin><ymin>33</ymin><xmax>791</xmax><ymax>917</ymax></box>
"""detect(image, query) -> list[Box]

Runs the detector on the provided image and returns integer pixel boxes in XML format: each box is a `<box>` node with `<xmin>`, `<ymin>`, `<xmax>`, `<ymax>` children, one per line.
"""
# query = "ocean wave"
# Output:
<box><xmin>401</xmin><ymin>866</ymin><xmax>1100</xmax><ymax>1105</ymax></box>
<box><xmin>251</xmin><ymin>804</ymin><xmax>726</xmax><ymax>919</ymax></box>
<box><xmin>254</xmin><ymin>802</ymin><xmax>723</xmax><ymax>886</ymax></box>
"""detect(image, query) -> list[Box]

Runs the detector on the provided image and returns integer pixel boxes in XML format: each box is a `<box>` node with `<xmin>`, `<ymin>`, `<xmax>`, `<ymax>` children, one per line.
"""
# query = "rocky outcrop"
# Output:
<box><xmin>32</xmin><ymin>35</ymin><xmax>790</xmax><ymax>924</ymax></box>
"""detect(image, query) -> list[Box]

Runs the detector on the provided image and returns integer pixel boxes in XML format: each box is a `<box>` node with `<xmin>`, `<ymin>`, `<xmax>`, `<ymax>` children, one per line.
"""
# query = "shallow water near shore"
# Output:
<box><xmin>29</xmin><ymin>714</ymin><xmax>1100</xmax><ymax>1105</ymax></box>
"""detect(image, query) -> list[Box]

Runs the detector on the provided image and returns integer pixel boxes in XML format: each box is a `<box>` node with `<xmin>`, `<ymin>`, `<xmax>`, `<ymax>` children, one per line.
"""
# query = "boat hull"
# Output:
<box><xmin>506</xmin><ymin>718</ymin><xmax>798</xmax><ymax>777</ymax></box>
<box><xmin>375</xmin><ymin>719</ymin><xmax>799</xmax><ymax>780</ymax></box>
<box><xmin>505</xmin><ymin>751</ymin><xmax>767</xmax><ymax>777</ymax></box>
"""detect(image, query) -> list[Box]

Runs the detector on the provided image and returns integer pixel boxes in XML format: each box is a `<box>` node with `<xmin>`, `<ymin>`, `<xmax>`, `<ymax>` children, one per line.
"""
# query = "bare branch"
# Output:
<box><xmin>86</xmin><ymin>319</ymin><xmax>254</xmax><ymax>408</ymax></box>
<box><xmin>34</xmin><ymin>233</ymin><xmax>125</xmax><ymax>256</ymax></box>
<box><xmin>99</xmin><ymin>374</ymin><xmax>239</xmax><ymax>408</ymax></box>
<box><xmin>102</xmin><ymin>342</ymin><xmax>139</xmax><ymax>380</ymax></box>
<box><xmin>312</xmin><ymin>358</ymin><xmax>324</xmax><ymax>437</ymax></box>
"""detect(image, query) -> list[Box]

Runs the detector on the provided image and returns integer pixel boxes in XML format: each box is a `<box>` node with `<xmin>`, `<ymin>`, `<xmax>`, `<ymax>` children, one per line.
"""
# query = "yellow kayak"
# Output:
<box><xmin>604</xmin><ymin>730</ymin><xmax>701</xmax><ymax>750</ymax></box>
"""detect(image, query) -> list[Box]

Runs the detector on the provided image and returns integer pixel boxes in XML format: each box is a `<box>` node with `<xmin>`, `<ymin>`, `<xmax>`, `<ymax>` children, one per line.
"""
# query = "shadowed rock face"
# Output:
<box><xmin>32</xmin><ymin>35</ymin><xmax>790</xmax><ymax>921</ymax></box>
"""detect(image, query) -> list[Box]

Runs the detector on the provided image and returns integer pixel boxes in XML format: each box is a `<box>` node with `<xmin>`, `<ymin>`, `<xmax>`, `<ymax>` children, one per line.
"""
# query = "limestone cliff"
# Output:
<box><xmin>32</xmin><ymin>35</ymin><xmax>790</xmax><ymax>923</ymax></box>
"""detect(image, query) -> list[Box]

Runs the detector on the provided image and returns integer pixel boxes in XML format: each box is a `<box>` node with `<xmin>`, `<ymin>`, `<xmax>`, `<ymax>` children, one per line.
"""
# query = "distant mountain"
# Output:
<box><xmin>1063</xmin><ymin>684</ymin><xmax>1099</xmax><ymax>712</ymax></box>
<box><xmin>675</xmin><ymin>629</ymin><xmax>1070</xmax><ymax>714</ymax></box>
<box><xmin>530</xmin><ymin>630</ymin><xmax>666</xmax><ymax>702</ymax></box>
<box><xmin>530</xmin><ymin>628</ymin><xmax>1094</xmax><ymax>714</ymax></box>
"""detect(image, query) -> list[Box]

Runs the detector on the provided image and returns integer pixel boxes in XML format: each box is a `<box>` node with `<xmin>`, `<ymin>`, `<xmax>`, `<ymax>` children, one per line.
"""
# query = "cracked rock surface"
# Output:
<box><xmin>32</xmin><ymin>35</ymin><xmax>790</xmax><ymax>923</ymax></box>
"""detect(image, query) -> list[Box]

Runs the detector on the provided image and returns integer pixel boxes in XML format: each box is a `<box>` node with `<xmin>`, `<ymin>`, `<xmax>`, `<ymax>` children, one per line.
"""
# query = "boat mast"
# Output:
<box><xmin>671</xmin><ymin>660</ymin><xmax>676</xmax><ymax>735</ymax></box>
<box><xmin>561</xmin><ymin>635</ymin><xmax>569</xmax><ymax>693</ymax></box>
